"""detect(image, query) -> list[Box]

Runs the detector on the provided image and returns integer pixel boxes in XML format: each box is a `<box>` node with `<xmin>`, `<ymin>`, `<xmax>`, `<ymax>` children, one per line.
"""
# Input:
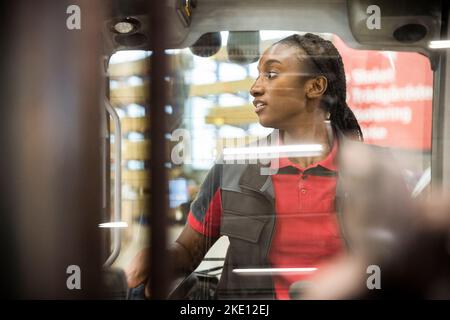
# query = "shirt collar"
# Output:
<box><xmin>270</xmin><ymin>132</ymin><xmax>339</xmax><ymax>172</ymax></box>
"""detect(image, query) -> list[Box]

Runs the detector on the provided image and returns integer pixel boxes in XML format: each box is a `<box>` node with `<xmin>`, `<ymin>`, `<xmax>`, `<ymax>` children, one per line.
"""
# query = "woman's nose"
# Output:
<box><xmin>250</xmin><ymin>77</ymin><xmax>264</xmax><ymax>97</ymax></box>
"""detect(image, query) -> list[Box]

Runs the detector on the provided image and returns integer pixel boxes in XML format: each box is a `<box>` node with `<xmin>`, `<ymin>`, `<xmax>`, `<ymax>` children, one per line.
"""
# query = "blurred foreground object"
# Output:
<box><xmin>0</xmin><ymin>0</ymin><xmax>104</xmax><ymax>298</ymax></box>
<box><xmin>293</xmin><ymin>141</ymin><xmax>450</xmax><ymax>299</ymax></box>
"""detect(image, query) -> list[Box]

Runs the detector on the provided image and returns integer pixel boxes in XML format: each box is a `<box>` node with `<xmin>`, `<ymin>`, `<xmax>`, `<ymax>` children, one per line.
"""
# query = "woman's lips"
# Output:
<box><xmin>255</xmin><ymin>103</ymin><xmax>266</xmax><ymax>114</ymax></box>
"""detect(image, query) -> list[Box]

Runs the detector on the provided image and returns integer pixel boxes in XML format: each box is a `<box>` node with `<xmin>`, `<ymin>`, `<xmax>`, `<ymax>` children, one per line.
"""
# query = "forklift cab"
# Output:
<box><xmin>100</xmin><ymin>0</ymin><xmax>447</xmax><ymax>299</ymax></box>
<box><xmin>0</xmin><ymin>0</ymin><xmax>449</xmax><ymax>299</ymax></box>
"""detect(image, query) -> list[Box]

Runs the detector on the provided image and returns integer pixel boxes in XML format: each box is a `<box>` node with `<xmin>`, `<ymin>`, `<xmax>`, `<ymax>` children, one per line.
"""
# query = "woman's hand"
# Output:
<box><xmin>125</xmin><ymin>248</ymin><xmax>151</xmax><ymax>288</ymax></box>
<box><xmin>124</xmin><ymin>224</ymin><xmax>217</xmax><ymax>297</ymax></box>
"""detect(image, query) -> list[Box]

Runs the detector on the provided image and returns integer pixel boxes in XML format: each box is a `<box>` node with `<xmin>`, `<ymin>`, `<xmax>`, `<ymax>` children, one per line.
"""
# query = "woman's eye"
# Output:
<box><xmin>264</xmin><ymin>71</ymin><xmax>278</xmax><ymax>79</ymax></box>
<box><xmin>258</xmin><ymin>71</ymin><xmax>278</xmax><ymax>80</ymax></box>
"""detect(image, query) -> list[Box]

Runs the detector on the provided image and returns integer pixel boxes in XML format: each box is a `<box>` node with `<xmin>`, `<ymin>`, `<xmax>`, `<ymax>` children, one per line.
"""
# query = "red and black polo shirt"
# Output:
<box><xmin>188</xmin><ymin>138</ymin><xmax>343</xmax><ymax>299</ymax></box>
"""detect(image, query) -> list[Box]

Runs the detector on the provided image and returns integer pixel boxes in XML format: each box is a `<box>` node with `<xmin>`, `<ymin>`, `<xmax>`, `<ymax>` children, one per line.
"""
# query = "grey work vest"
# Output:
<box><xmin>215</xmin><ymin>130</ymin><xmax>349</xmax><ymax>299</ymax></box>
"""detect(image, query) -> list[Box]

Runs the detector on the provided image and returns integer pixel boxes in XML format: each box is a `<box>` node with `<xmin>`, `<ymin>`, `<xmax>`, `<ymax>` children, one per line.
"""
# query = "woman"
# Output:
<box><xmin>126</xmin><ymin>33</ymin><xmax>363</xmax><ymax>299</ymax></box>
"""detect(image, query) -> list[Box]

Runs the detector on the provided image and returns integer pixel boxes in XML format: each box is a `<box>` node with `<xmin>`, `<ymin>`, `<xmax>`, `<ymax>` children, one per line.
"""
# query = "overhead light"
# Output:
<box><xmin>98</xmin><ymin>222</ymin><xmax>128</xmax><ymax>228</ymax></box>
<box><xmin>429</xmin><ymin>40</ymin><xmax>450</xmax><ymax>49</ymax></box>
<box><xmin>111</xmin><ymin>17</ymin><xmax>140</xmax><ymax>34</ymax></box>
<box><xmin>114</xmin><ymin>22</ymin><xmax>134</xmax><ymax>34</ymax></box>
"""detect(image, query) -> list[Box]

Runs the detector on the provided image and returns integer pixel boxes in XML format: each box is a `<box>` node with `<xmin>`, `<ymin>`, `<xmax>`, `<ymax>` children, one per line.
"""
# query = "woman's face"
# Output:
<box><xmin>250</xmin><ymin>43</ymin><xmax>313</xmax><ymax>130</ymax></box>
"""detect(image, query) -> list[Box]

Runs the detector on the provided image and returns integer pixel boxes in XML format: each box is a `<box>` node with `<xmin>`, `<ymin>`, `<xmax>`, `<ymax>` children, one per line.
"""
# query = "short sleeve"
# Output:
<box><xmin>187</xmin><ymin>163</ymin><xmax>223</xmax><ymax>238</ymax></box>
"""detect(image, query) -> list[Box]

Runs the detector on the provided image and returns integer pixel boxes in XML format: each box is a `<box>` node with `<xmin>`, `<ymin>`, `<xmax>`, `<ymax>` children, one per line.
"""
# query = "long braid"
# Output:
<box><xmin>276</xmin><ymin>33</ymin><xmax>363</xmax><ymax>141</ymax></box>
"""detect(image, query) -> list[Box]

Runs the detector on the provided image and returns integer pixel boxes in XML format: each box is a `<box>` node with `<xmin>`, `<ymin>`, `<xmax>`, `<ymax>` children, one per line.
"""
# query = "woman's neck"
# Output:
<box><xmin>282</xmin><ymin>121</ymin><xmax>333</xmax><ymax>168</ymax></box>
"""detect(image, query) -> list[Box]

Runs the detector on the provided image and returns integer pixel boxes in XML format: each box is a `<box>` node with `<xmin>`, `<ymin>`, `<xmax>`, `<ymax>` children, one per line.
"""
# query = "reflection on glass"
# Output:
<box><xmin>108</xmin><ymin>30</ymin><xmax>433</xmax><ymax>299</ymax></box>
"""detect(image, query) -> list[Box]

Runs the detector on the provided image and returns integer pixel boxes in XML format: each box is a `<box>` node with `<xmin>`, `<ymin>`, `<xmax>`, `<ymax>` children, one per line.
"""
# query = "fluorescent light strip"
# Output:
<box><xmin>223</xmin><ymin>144</ymin><xmax>323</xmax><ymax>160</ymax></box>
<box><xmin>223</xmin><ymin>152</ymin><xmax>322</xmax><ymax>161</ymax></box>
<box><xmin>429</xmin><ymin>40</ymin><xmax>450</xmax><ymax>49</ymax></box>
<box><xmin>98</xmin><ymin>222</ymin><xmax>128</xmax><ymax>228</ymax></box>
<box><xmin>224</xmin><ymin>144</ymin><xmax>323</xmax><ymax>155</ymax></box>
<box><xmin>233</xmin><ymin>267</ymin><xmax>317</xmax><ymax>275</ymax></box>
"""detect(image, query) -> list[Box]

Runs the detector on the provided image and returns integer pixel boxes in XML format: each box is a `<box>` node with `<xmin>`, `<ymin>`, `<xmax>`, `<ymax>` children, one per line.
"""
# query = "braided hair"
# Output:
<box><xmin>275</xmin><ymin>33</ymin><xmax>363</xmax><ymax>141</ymax></box>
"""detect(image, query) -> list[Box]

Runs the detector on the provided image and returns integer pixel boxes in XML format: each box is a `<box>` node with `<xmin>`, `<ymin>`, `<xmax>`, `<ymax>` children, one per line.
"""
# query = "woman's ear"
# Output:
<box><xmin>305</xmin><ymin>76</ymin><xmax>328</xmax><ymax>99</ymax></box>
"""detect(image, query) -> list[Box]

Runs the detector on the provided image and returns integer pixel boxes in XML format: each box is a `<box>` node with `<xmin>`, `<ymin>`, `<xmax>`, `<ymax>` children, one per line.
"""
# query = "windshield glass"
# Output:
<box><xmin>109</xmin><ymin>30</ymin><xmax>433</xmax><ymax>299</ymax></box>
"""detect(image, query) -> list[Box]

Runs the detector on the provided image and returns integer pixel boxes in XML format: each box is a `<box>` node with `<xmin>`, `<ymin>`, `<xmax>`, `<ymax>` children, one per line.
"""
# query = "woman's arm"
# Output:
<box><xmin>125</xmin><ymin>223</ymin><xmax>218</xmax><ymax>291</ymax></box>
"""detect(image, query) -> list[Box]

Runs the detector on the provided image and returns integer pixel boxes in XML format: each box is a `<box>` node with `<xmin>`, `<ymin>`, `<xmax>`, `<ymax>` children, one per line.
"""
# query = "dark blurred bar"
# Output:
<box><xmin>432</xmin><ymin>0</ymin><xmax>449</xmax><ymax>192</ymax></box>
<box><xmin>0</xmin><ymin>0</ymin><xmax>104</xmax><ymax>298</ymax></box>
<box><xmin>148</xmin><ymin>0</ymin><xmax>169</xmax><ymax>299</ymax></box>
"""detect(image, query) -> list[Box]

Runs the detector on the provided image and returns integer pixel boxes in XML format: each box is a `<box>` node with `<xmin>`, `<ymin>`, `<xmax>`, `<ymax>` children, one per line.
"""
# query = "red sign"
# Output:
<box><xmin>333</xmin><ymin>35</ymin><xmax>433</xmax><ymax>150</ymax></box>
